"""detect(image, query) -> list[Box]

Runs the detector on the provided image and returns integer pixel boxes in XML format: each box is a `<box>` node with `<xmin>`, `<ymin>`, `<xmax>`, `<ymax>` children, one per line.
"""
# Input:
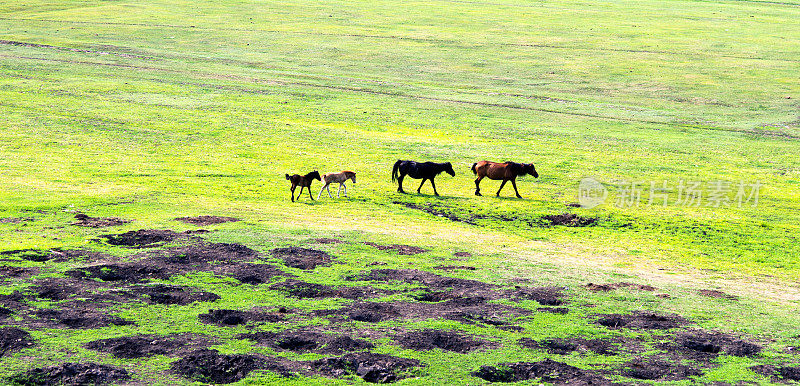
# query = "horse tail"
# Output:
<box><xmin>391</xmin><ymin>160</ymin><xmax>402</xmax><ymax>183</ymax></box>
<box><xmin>471</xmin><ymin>162</ymin><xmax>477</xmax><ymax>174</ymax></box>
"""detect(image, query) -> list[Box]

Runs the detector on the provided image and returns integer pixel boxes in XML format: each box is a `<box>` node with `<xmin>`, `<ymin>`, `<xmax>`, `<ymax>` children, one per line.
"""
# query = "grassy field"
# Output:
<box><xmin>1</xmin><ymin>0</ymin><xmax>799</xmax><ymax>384</ymax></box>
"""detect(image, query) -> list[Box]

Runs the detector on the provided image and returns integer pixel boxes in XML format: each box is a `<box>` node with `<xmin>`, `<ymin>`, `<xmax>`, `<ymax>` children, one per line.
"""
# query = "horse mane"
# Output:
<box><xmin>505</xmin><ymin>161</ymin><xmax>523</xmax><ymax>174</ymax></box>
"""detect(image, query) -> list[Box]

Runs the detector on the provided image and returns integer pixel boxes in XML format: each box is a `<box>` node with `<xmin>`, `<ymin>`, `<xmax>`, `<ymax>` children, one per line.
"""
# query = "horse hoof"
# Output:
<box><xmin>475</xmin><ymin>192</ymin><xmax>482</xmax><ymax>196</ymax></box>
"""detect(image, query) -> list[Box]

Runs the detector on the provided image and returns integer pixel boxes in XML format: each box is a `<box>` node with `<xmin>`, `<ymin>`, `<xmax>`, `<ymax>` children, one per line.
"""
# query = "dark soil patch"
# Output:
<box><xmin>509</xmin><ymin>286</ymin><xmax>567</xmax><ymax>306</ymax></box>
<box><xmin>160</xmin><ymin>242</ymin><xmax>258</xmax><ymax>265</ymax></box>
<box><xmin>595</xmin><ymin>311</ymin><xmax>688</xmax><ymax>330</ymax></box>
<box><xmin>0</xmin><ymin>266</ymin><xmax>39</xmax><ymax>280</ymax></box>
<box><xmin>586</xmin><ymin>282</ymin><xmax>657</xmax><ymax>292</ymax></box>
<box><xmin>473</xmin><ymin>359</ymin><xmax>611</xmax><ymax>384</ymax></box>
<box><xmin>271</xmin><ymin>247</ymin><xmax>333</xmax><ymax>270</ymax></box>
<box><xmin>71</xmin><ymin>213</ymin><xmax>130</xmax><ymax>228</ymax></box>
<box><xmin>66</xmin><ymin>263</ymin><xmax>170</xmax><ymax>283</ymax></box>
<box><xmin>0</xmin><ymin>217</ymin><xmax>32</xmax><ymax>224</ymax></box>
<box><xmin>270</xmin><ymin>279</ymin><xmax>387</xmax><ymax>299</ymax></box>
<box><xmin>240</xmin><ymin>331</ymin><xmax>374</xmax><ymax>354</ymax></box>
<box><xmin>394</xmin><ymin>329</ymin><xmax>488</xmax><ymax>353</ymax></box>
<box><xmin>0</xmin><ymin>307</ymin><xmax>13</xmax><ymax>319</ymax></box>
<box><xmin>396</xmin><ymin>201</ymin><xmax>486</xmax><ymax>225</ymax></box>
<box><xmin>538</xmin><ymin>307</ymin><xmax>570</xmax><ymax>314</ymax></box>
<box><xmin>433</xmin><ymin>265</ymin><xmax>476</xmax><ymax>271</ymax></box>
<box><xmin>8</xmin><ymin>362</ymin><xmax>131</xmax><ymax>386</ymax></box>
<box><xmin>85</xmin><ymin>333</ymin><xmax>210</xmax><ymax>359</ymax></box>
<box><xmin>171</xmin><ymin>349</ymin><xmax>291</xmax><ymax>384</ymax></box>
<box><xmin>308</xmin><ymin>352</ymin><xmax>421</xmax><ymax>383</ymax></box>
<box><xmin>99</xmin><ymin>229</ymin><xmax>182</xmax><ymax>248</ymax></box>
<box><xmin>623</xmin><ymin>357</ymin><xmax>702</xmax><ymax>380</ymax></box>
<box><xmin>35</xmin><ymin>308</ymin><xmax>134</xmax><ymax>329</ymax></box>
<box><xmin>315</xmin><ymin>238</ymin><xmax>345</xmax><ymax>244</ymax></box>
<box><xmin>198</xmin><ymin>309</ymin><xmax>283</xmax><ymax>326</ymax></box>
<box><xmin>130</xmin><ymin>284</ymin><xmax>220</xmax><ymax>305</ymax></box>
<box><xmin>519</xmin><ymin>337</ymin><xmax>617</xmax><ymax>355</ymax></box>
<box><xmin>750</xmin><ymin>365</ymin><xmax>800</xmax><ymax>382</ymax></box>
<box><xmin>454</xmin><ymin>251</ymin><xmax>472</xmax><ymax>257</ymax></box>
<box><xmin>175</xmin><ymin>215</ymin><xmax>240</xmax><ymax>225</ymax></box>
<box><xmin>348</xmin><ymin>269</ymin><xmax>495</xmax><ymax>297</ymax></box>
<box><xmin>346</xmin><ymin>302</ymin><xmax>402</xmax><ymax>322</ymax></box>
<box><xmin>214</xmin><ymin>263</ymin><xmax>289</xmax><ymax>285</ymax></box>
<box><xmin>363</xmin><ymin>242</ymin><xmax>427</xmax><ymax>255</ymax></box>
<box><xmin>540</xmin><ymin>213</ymin><xmax>597</xmax><ymax>227</ymax></box>
<box><xmin>0</xmin><ymin>249</ymin><xmax>61</xmax><ymax>262</ymax></box>
<box><xmin>0</xmin><ymin>327</ymin><xmax>33</xmax><ymax>357</ymax></box>
<box><xmin>698</xmin><ymin>289</ymin><xmax>738</xmax><ymax>300</ymax></box>
<box><xmin>668</xmin><ymin>330</ymin><xmax>761</xmax><ymax>358</ymax></box>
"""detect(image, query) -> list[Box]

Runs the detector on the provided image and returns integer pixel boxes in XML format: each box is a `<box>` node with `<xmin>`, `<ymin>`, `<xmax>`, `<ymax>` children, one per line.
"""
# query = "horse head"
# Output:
<box><xmin>526</xmin><ymin>163</ymin><xmax>539</xmax><ymax>178</ymax></box>
<box><xmin>444</xmin><ymin>162</ymin><xmax>456</xmax><ymax>177</ymax></box>
<box><xmin>309</xmin><ymin>171</ymin><xmax>321</xmax><ymax>181</ymax></box>
<box><xmin>348</xmin><ymin>171</ymin><xmax>356</xmax><ymax>184</ymax></box>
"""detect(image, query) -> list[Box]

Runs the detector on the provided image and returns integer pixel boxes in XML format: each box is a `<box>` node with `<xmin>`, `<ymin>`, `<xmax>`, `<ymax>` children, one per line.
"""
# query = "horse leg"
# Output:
<box><xmin>338</xmin><ymin>183</ymin><xmax>346</xmax><ymax>198</ymax></box>
<box><xmin>496</xmin><ymin>180</ymin><xmax>508</xmax><ymax>196</ymax></box>
<box><xmin>397</xmin><ymin>174</ymin><xmax>405</xmax><ymax>193</ymax></box>
<box><xmin>291</xmin><ymin>186</ymin><xmax>296</xmax><ymax>202</ymax></box>
<box><xmin>511</xmin><ymin>178</ymin><xmax>522</xmax><ymax>198</ymax></box>
<box><xmin>317</xmin><ymin>183</ymin><xmax>325</xmax><ymax>200</ymax></box>
<box><xmin>297</xmin><ymin>186</ymin><xmax>305</xmax><ymax>200</ymax></box>
<box><xmin>326</xmin><ymin>183</ymin><xmax>333</xmax><ymax>199</ymax></box>
<box><xmin>417</xmin><ymin>178</ymin><xmax>427</xmax><ymax>194</ymax></box>
<box><xmin>474</xmin><ymin>175</ymin><xmax>484</xmax><ymax>196</ymax></box>
<box><xmin>430</xmin><ymin>178</ymin><xmax>439</xmax><ymax>196</ymax></box>
<box><xmin>308</xmin><ymin>185</ymin><xmax>314</xmax><ymax>200</ymax></box>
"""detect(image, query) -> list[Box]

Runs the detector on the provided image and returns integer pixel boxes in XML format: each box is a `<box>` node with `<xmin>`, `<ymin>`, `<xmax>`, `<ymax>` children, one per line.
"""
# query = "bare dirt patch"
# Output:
<box><xmin>453</xmin><ymin>251</ymin><xmax>472</xmax><ymax>257</ymax></box>
<box><xmin>394</xmin><ymin>329</ymin><xmax>489</xmax><ymax>353</ymax></box>
<box><xmin>99</xmin><ymin>229</ymin><xmax>183</xmax><ymax>248</ymax></box>
<box><xmin>270</xmin><ymin>279</ymin><xmax>387</xmax><ymax>299</ymax></box>
<box><xmin>0</xmin><ymin>217</ymin><xmax>32</xmax><ymax>224</ymax></box>
<box><xmin>473</xmin><ymin>359</ymin><xmax>611</xmax><ymax>384</ymax></box>
<box><xmin>8</xmin><ymin>362</ymin><xmax>131</xmax><ymax>386</ymax></box>
<box><xmin>175</xmin><ymin>215</ymin><xmax>240</xmax><ymax>225</ymax></box>
<box><xmin>308</xmin><ymin>352</ymin><xmax>421</xmax><ymax>383</ymax></box>
<box><xmin>0</xmin><ymin>266</ymin><xmax>39</xmax><ymax>281</ymax></box>
<box><xmin>363</xmin><ymin>242</ymin><xmax>427</xmax><ymax>255</ymax></box>
<box><xmin>509</xmin><ymin>286</ymin><xmax>567</xmax><ymax>306</ymax></box>
<box><xmin>198</xmin><ymin>309</ymin><xmax>283</xmax><ymax>326</ymax></box>
<box><xmin>171</xmin><ymin>349</ymin><xmax>292</xmax><ymax>384</ymax></box>
<box><xmin>698</xmin><ymin>289</ymin><xmax>738</xmax><ymax>300</ymax></box>
<box><xmin>623</xmin><ymin>357</ymin><xmax>702</xmax><ymax>381</ymax></box>
<box><xmin>665</xmin><ymin>329</ymin><xmax>761</xmax><ymax>358</ymax></box>
<box><xmin>519</xmin><ymin>337</ymin><xmax>618</xmax><ymax>355</ymax></box>
<box><xmin>271</xmin><ymin>247</ymin><xmax>334</xmax><ymax>270</ymax></box>
<box><xmin>540</xmin><ymin>213</ymin><xmax>598</xmax><ymax>227</ymax></box>
<box><xmin>314</xmin><ymin>238</ymin><xmax>345</xmax><ymax>244</ymax></box>
<box><xmin>433</xmin><ymin>265</ymin><xmax>476</xmax><ymax>271</ymax></box>
<box><xmin>586</xmin><ymin>282</ymin><xmax>657</xmax><ymax>292</ymax></box>
<box><xmin>85</xmin><ymin>333</ymin><xmax>211</xmax><ymax>359</ymax></box>
<box><xmin>0</xmin><ymin>327</ymin><xmax>33</xmax><ymax>357</ymax></box>
<box><xmin>240</xmin><ymin>331</ymin><xmax>374</xmax><ymax>354</ymax></box>
<box><xmin>35</xmin><ymin>308</ymin><xmax>134</xmax><ymax>329</ymax></box>
<box><xmin>214</xmin><ymin>263</ymin><xmax>289</xmax><ymax>285</ymax></box>
<box><xmin>0</xmin><ymin>249</ymin><xmax>61</xmax><ymax>262</ymax></box>
<box><xmin>159</xmin><ymin>242</ymin><xmax>258</xmax><ymax>264</ymax></box>
<box><xmin>130</xmin><ymin>284</ymin><xmax>220</xmax><ymax>305</ymax></box>
<box><xmin>71</xmin><ymin>213</ymin><xmax>130</xmax><ymax>228</ymax></box>
<box><xmin>595</xmin><ymin>311</ymin><xmax>688</xmax><ymax>330</ymax></box>
<box><xmin>66</xmin><ymin>263</ymin><xmax>170</xmax><ymax>283</ymax></box>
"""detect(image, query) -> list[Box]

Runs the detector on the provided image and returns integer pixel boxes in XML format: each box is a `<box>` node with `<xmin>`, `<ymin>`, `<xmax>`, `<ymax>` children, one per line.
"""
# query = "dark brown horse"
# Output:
<box><xmin>285</xmin><ymin>171</ymin><xmax>321</xmax><ymax>202</ymax></box>
<box><xmin>471</xmin><ymin>161</ymin><xmax>539</xmax><ymax>198</ymax></box>
<box><xmin>392</xmin><ymin>160</ymin><xmax>455</xmax><ymax>196</ymax></box>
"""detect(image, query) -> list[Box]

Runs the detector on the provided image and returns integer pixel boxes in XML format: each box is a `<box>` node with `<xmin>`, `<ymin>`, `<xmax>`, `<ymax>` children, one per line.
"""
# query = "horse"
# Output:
<box><xmin>285</xmin><ymin>171</ymin><xmax>321</xmax><ymax>202</ymax></box>
<box><xmin>471</xmin><ymin>161</ymin><xmax>539</xmax><ymax>198</ymax></box>
<box><xmin>317</xmin><ymin>171</ymin><xmax>356</xmax><ymax>199</ymax></box>
<box><xmin>391</xmin><ymin>160</ymin><xmax>455</xmax><ymax>196</ymax></box>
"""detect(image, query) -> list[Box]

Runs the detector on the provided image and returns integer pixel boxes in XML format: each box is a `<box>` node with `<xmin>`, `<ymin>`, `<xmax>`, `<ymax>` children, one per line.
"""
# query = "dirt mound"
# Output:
<box><xmin>454</xmin><ymin>251</ymin><xmax>472</xmax><ymax>257</ymax></box>
<box><xmin>171</xmin><ymin>349</ymin><xmax>290</xmax><ymax>384</ymax></box>
<box><xmin>309</xmin><ymin>352</ymin><xmax>421</xmax><ymax>383</ymax></box>
<box><xmin>216</xmin><ymin>263</ymin><xmax>289</xmax><ymax>285</ymax></box>
<box><xmin>198</xmin><ymin>309</ymin><xmax>283</xmax><ymax>326</ymax></box>
<box><xmin>473</xmin><ymin>359</ymin><xmax>610</xmax><ymax>384</ymax></box>
<box><xmin>364</xmin><ymin>242</ymin><xmax>427</xmax><ymax>255</ymax></box>
<box><xmin>519</xmin><ymin>337</ymin><xmax>617</xmax><ymax>355</ymax></box>
<box><xmin>67</xmin><ymin>263</ymin><xmax>169</xmax><ymax>283</ymax></box>
<box><xmin>99</xmin><ymin>229</ymin><xmax>182</xmax><ymax>247</ymax></box>
<box><xmin>595</xmin><ymin>311</ymin><xmax>688</xmax><ymax>330</ymax></box>
<box><xmin>538</xmin><ymin>307</ymin><xmax>570</xmax><ymax>314</ymax></box>
<box><xmin>750</xmin><ymin>365</ymin><xmax>800</xmax><ymax>382</ymax></box>
<box><xmin>71</xmin><ymin>213</ymin><xmax>130</xmax><ymax>228</ymax></box>
<box><xmin>586</xmin><ymin>282</ymin><xmax>656</xmax><ymax>292</ymax></box>
<box><xmin>0</xmin><ymin>266</ymin><xmax>39</xmax><ymax>281</ymax></box>
<box><xmin>240</xmin><ymin>331</ymin><xmax>374</xmax><ymax>354</ymax></box>
<box><xmin>349</xmin><ymin>269</ymin><xmax>494</xmax><ymax>296</ymax></box>
<box><xmin>623</xmin><ymin>357</ymin><xmax>702</xmax><ymax>380</ymax></box>
<box><xmin>130</xmin><ymin>284</ymin><xmax>220</xmax><ymax>305</ymax></box>
<box><xmin>35</xmin><ymin>308</ymin><xmax>133</xmax><ymax>329</ymax></box>
<box><xmin>0</xmin><ymin>249</ymin><xmax>60</xmax><ymax>262</ymax></box>
<box><xmin>346</xmin><ymin>302</ymin><xmax>401</xmax><ymax>322</ymax></box>
<box><xmin>0</xmin><ymin>217</ymin><xmax>31</xmax><ymax>224</ymax></box>
<box><xmin>271</xmin><ymin>247</ymin><xmax>333</xmax><ymax>269</ymax></box>
<box><xmin>394</xmin><ymin>329</ymin><xmax>488</xmax><ymax>353</ymax></box>
<box><xmin>509</xmin><ymin>286</ymin><xmax>567</xmax><ymax>305</ymax></box>
<box><xmin>8</xmin><ymin>362</ymin><xmax>131</xmax><ymax>386</ymax></box>
<box><xmin>270</xmin><ymin>279</ymin><xmax>385</xmax><ymax>299</ymax></box>
<box><xmin>540</xmin><ymin>213</ymin><xmax>597</xmax><ymax>227</ymax></box>
<box><xmin>314</xmin><ymin>238</ymin><xmax>345</xmax><ymax>244</ymax></box>
<box><xmin>175</xmin><ymin>215</ymin><xmax>240</xmax><ymax>225</ymax></box>
<box><xmin>85</xmin><ymin>333</ymin><xmax>209</xmax><ymax>359</ymax></box>
<box><xmin>670</xmin><ymin>330</ymin><xmax>761</xmax><ymax>358</ymax></box>
<box><xmin>0</xmin><ymin>327</ymin><xmax>33</xmax><ymax>357</ymax></box>
<box><xmin>160</xmin><ymin>242</ymin><xmax>258</xmax><ymax>264</ymax></box>
<box><xmin>698</xmin><ymin>289</ymin><xmax>738</xmax><ymax>300</ymax></box>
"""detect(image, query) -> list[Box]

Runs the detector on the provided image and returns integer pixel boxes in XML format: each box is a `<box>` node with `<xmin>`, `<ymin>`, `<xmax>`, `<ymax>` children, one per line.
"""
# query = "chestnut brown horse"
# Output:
<box><xmin>285</xmin><ymin>171</ymin><xmax>321</xmax><ymax>202</ymax></box>
<box><xmin>471</xmin><ymin>161</ymin><xmax>539</xmax><ymax>198</ymax></box>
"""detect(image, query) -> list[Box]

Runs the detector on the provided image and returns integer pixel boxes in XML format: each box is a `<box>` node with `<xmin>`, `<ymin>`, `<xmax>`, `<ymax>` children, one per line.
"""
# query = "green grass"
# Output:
<box><xmin>1</xmin><ymin>0</ymin><xmax>799</xmax><ymax>384</ymax></box>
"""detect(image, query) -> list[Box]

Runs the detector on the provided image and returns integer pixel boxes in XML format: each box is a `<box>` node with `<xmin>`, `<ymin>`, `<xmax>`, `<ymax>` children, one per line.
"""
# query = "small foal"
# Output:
<box><xmin>317</xmin><ymin>171</ymin><xmax>356</xmax><ymax>199</ymax></box>
<box><xmin>285</xmin><ymin>171</ymin><xmax>321</xmax><ymax>202</ymax></box>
